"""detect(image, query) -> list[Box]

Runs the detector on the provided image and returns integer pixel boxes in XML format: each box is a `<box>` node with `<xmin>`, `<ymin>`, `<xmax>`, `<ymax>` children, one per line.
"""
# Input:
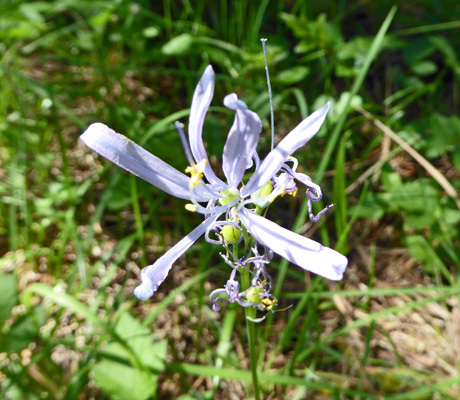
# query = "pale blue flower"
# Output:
<box><xmin>80</xmin><ymin>65</ymin><xmax>347</xmax><ymax>302</ymax></box>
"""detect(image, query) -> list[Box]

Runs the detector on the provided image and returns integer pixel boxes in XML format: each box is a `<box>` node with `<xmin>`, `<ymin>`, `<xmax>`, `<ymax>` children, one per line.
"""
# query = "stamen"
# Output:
<box><xmin>185</xmin><ymin>203</ymin><xmax>197</xmax><ymax>212</ymax></box>
<box><xmin>308</xmin><ymin>200</ymin><xmax>334</xmax><ymax>223</ymax></box>
<box><xmin>262</xmin><ymin>297</ymin><xmax>276</xmax><ymax>311</ymax></box>
<box><xmin>268</xmin><ymin>185</ymin><xmax>286</xmax><ymax>203</ymax></box>
<box><xmin>185</xmin><ymin>159</ymin><xmax>207</xmax><ymax>188</ymax></box>
<box><xmin>174</xmin><ymin>121</ymin><xmax>195</xmax><ymax>166</ymax></box>
<box><xmin>286</xmin><ymin>156</ymin><xmax>299</xmax><ymax>171</ymax></box>
<box><xmin>261</xmin><ymin>38</ymin><xmax>275</xmax><ymax>151</ymax></box>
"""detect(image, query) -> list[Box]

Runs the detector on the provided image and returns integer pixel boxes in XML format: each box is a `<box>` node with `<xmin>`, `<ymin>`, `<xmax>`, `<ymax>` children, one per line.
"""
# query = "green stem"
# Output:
<box><xmin>241</xmin><ymin>261</ymin><xmax>260</xmax><ymax>400</ymax></box>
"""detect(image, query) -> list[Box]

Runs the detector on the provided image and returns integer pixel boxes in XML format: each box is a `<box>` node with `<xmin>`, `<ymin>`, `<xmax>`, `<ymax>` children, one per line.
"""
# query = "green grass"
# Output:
<box><xmin>1</xmin><ymin>0</ymin><xmax>460</xmax><ymax>399</ymax></box>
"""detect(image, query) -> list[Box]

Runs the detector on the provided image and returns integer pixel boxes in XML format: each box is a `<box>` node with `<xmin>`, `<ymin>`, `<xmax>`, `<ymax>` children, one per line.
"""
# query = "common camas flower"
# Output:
<box><xmin>80</xmin><ymin>65</ymin><xmax>347</xmax><ymax>309</ymax></box>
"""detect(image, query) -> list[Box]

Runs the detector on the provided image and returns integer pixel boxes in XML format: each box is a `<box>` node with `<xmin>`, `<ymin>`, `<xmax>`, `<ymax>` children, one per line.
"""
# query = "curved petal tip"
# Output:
<box><xmin>133</xmin><ymin>265</ymin><xmax>168</xmax><ymax>301</ymax></box>
<box><xmin>133</xmin><ymin>281</ymin><xmax>155</xmax><ymax>301</ymax></box>
<box><xmin>223</xmin><ymin>93</ymin><xmax>248</xmax><ymax>110</ymax></box>
<box><xmin>80</xmin><ymin>122</ymin><xmax>111</xmax><ymax>145</ymax></box>
<box><xmin>319</xmin><ymin>247</ymin><xmax>348</xmax><ymax>280</ymax></box>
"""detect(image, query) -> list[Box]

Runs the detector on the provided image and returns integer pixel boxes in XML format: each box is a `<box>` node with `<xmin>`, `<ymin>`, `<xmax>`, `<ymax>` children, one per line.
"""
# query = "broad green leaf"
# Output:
<box><xmin>380</xmin><ymin>179</ymin><xmax>439</xmax><ymax>213</ymax></box>
<box><xmin>91</xmin><ymin>313</ymin><xmax>167</xmax><ymax>400</ymax></box>
<box><xmin>381</xmin><ymin>170</ymin><xmax>403</xmax><ymax>193</ymax></box>
<box><xmin>92</xmin><ymin>360</ymin><xmax>156</xmax><ymax>400</ymax></box>
<box><xmin>426</xmin><ymin>114</ymin><xmax>460</xmax><ymax>159</ymax></box>
<box><xmin>107</xmin><ymin>312</ymin><xmax>166</xmax><ymax>370</ymax></box>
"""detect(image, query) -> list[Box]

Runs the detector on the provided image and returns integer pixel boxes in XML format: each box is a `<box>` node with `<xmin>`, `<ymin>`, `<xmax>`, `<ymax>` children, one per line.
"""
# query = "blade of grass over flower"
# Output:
<box><xmin>385</xmin><ymin>376</ymin><xmax>460</xmax><ymax>400</ymax></box>
<box><xmin>283</xmin><ymin>285</ymin><xmax>460</xmax><ymax>299</ymax></box>
<box><xmin>315</xmin><ymin>5</ymin><xmax>397</xmax><ymax>184</ymax></box>
<box><xmin>21</xmin><ymin>283</ymin><xmax>105</xmax><ymax>327</ymax></box>
<box><xmin>141</xmin><ymin>109</ymin><xmax>193</xmax><ymax>145</ymax></box>
<box><xmin>392</xmin><ymin>20</ymin><xmax>460</xmax><ymax>36</ymax></box>
<box><xmin>195</xmin><ymin>37</ymin><xmax>245</xmax><ymax>55</ymax></box>
<box><xmin>336</xmin><ymin>180</ymin><xmax>369</xmax><ymax>253</ymax></box>
<box><xmin>250</xmin><ymin>0</ymin><xmax>270</xmax><ymax>44</ymax></box>
<box><xmin>289</xmin><ymin>88</ymin><xmax>309</xmax><ymax>119</ymax></box>
<box><xmin>165</xmin><ymin>363</ymin><xmax>380</xmax><ymax>398</ymax></box>
<box><xmin>333</xmin><ymin>130</ymin><xmax>349</xmax><ymax>243</ymax></box>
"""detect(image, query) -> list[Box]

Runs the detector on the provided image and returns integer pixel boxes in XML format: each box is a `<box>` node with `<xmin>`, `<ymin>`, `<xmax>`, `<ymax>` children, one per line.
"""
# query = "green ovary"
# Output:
<box><xmin>219</xmin><ymin>188</ymin><xmax>240</xmax><ymax>206</ymax></box>
<box><xmin>246</xmin><ymin>286</ymin><xmax>263</xmax><ymax>303</ymax></box>
<box><xmin>258</xmin><ymin>180</ymin><xmax>273</xmax><ymax>198</ymax></box>
<box><xmin>221</xmin><ymin>225</ymin><xmax>242</xmax><ymax>243</ymax></box>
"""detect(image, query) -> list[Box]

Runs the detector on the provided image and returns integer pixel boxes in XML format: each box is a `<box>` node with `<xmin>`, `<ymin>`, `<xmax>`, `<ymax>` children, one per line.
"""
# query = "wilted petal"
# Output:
<box><xmin>238</xmin><ymin>207</ymin><xmax>347</xmax><ymax>280</ymax></box>
<box><xmin>222</xmin><ymin>93</ymin><xmax>262</xmax><ymax>188</ymax></box>
<box><xmin>241</xmin><ymin>103</ymin><xmax>330</xmax><ymax>197</ymax></box>
<box><xmin>80</xmin><ymin>123</ymin><xmax>212</xmax><ymax>202</ymax></box>
<box><xmin>134</xmin><ymin>215</ymin><xmax>218</xmax><ymax>300</ymax></box>
<box><xmin>189</xmin><ymin>65</ymin><xmax>225</xmax><ymax>186</ymax></box>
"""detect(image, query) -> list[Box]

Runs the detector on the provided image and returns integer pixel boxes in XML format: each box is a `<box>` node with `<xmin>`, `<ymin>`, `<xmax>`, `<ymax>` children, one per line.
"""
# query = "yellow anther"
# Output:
<box><xmin>290</xmin><ymin>189</ymin><xmax>298</xmax><ymax>197</ymax></box>
<box><xmin>261</xmin><ymin>297</ymin><xmax>276</xmax><ymax>311</ymax></box>
<box><xmin>269</xmin><ymin>186</ymin><xmax>285</xmax><ymax>203</ymax></box>
<box><xmin>185</xmin><ymin>159</ymin><xmax>207</xmax><ymax>188</ymax></box>
<box><xmin>185</xmin><ymin>203</ymin><xmax>197</xmax><ymax>212</ymax></box>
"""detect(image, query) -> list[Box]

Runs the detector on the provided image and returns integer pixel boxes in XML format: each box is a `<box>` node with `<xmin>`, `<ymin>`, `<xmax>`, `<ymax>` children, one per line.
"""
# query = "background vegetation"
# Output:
<box><xmin>1</xmin><ymin>0</ymin><xmax>460</xmax><ymax>399</ymax></box>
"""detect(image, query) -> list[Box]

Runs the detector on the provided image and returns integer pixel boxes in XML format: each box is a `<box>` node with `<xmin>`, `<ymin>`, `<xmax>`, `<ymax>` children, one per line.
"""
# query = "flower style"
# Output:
<box><xmin>80</xmin><ymin>65</ymin><xmax>348</xmax><ymax>304</ymax></box>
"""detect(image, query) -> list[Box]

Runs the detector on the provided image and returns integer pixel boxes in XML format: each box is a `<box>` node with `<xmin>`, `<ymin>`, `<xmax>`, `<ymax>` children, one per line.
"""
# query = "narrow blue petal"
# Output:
<box><xmin>81</xmin><ymin>123</ymin><xmax>213</xmax><ymax>202</ymax></box>
<box><xmin>188</xmin><ymin>65</ymin><xmax>225</xmax><ymax>186</ymax></box>
<box><xmin>238</xmin><ymin>207</ymin><xmax>347</xmax><ymax>280</ymax></box>
<box><xmin>241</xmin><ymin>103</ymin><xmax>330</xmax><ymax>198</ymax></box>
<box><xmin>134</xmin><ymin>215</ymin><xmax>219</xmax><ymax>300</ymax></box>
<box><xmin>222</xmin><ymin>94</ymin><xmax>262</xmax><ymax>188</ymax></box>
